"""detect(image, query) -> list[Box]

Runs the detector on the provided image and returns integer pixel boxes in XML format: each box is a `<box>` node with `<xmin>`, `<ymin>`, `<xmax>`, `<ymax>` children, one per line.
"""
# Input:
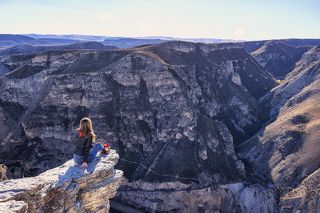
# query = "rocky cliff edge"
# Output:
<box><xmin>0</xmin><ymin>149</ymin><xmax>123</xmax><ymax>213</ymax></box>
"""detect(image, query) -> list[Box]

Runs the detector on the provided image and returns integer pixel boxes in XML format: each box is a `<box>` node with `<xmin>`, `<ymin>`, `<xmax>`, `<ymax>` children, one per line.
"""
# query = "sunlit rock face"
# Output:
<box><xmin>0</xmin><ymin>150</ymin><xmax>123</xmax><ymax>213</ymax></box>
<box><xmin>0</xmin><ymin>41</ymin><xmax>278</xmax><ymax>212</ymax></box>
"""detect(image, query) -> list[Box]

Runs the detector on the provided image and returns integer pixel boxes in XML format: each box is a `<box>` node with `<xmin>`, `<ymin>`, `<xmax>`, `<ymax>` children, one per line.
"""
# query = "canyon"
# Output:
<box><xmin>0</xmin><ymin>39</ymin><xmax>319</xmax><ymax>212</ymax></box>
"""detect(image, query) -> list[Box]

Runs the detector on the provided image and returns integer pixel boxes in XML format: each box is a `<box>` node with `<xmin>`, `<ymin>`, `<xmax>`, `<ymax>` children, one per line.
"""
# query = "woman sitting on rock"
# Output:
<box><xmin>73</xmin><ymin>117</ymin><xmax>110</xmax><ymax>168</ymax></box>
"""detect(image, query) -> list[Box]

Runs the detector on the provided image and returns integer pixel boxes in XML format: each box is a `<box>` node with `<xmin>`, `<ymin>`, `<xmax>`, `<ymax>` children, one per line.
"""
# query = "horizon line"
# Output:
<box><xmin>1</xmin><ymin>33</ymin><xmax>320</xmax><ymax>42</ymax></box>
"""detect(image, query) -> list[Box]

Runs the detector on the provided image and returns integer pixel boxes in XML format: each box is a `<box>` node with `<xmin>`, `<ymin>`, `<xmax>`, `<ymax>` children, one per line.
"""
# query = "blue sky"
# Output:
<box><xmin>0</xmin><ymin>0</ymin><xmax>319</xmax><ymax>40</ymax></box>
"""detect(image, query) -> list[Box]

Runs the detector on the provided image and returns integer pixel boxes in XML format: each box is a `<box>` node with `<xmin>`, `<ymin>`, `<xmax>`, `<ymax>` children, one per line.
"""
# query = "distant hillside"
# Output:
<box><xmin>24</xmin><ymin>34</ymin><xmax>108</xmax><ymax>41</ymax></box>
<box><xmin>0</xmin><ymin>34</ymin><xmax>35</xmax><ymax>42</ymax></box>
<box><xmin>35</xmin><ymin>38</ymin><xmax>79</xmax><ymax>45</ymax></box>
<box><xmin>0</xmin><ymin>34</ymin><xmax>35</xmax><ymax>47</ymax></box>
<box><xmin>0</xmin><ymin>42</ymin><xmax>117</xmax><ymax>56</ymax></box>
<box><xmin>25</xmin><ymin>34</ymin><xmax>237</xmax><ymax>48</ymax></box>
<box><xmin>251</xmin><ymin>41</ymin><xmax>310</xmax><ymax>79</ymax></box>
<box><xmin>103</xmin><ymin>37</ymin><xmax>237</xmax><ymax>48</ymax></box>
<box><xmin>242</xmin><ymin>39</ymin><xmax>320</xmax><ymax>53</ymax></box>
<box><xmin>0</xmin><ymin>34</ymin><xmax>80</xmax><ymax>48</ymax></box>
<box><xmin>103</xmin><ymin>38</ymin><xmax>167</xmax><ymax>48</ymax></box>
<box><xmin>1</xmin><ymin>34</ymin><xmax>235</xmax><ymax>49</ymax></box>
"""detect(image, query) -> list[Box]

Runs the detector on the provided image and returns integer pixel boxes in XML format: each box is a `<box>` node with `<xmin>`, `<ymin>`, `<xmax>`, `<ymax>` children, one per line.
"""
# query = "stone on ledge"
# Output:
<box><xmin>0</xmin><ymin>149</ymin><xmax>123</xmax><ymax>213</ymax></box>
<box><xmin>0</xmin><ymin>164</ymin><xmax>12</xmax><ymax>181</ymax></box>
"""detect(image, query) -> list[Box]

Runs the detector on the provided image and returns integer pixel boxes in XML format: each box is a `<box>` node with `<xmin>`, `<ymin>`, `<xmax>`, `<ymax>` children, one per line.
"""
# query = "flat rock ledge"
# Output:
<box><xmin>0</xmin><ymin>149</ymin><xmax>123</xmax><ymax>213</ymax></box>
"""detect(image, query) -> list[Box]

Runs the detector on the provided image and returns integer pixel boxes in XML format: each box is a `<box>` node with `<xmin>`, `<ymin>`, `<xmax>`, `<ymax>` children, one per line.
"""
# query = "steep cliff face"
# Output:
<box><xmin>0</xmin><ymin>41</ymin><xmax>280</xmax><ymax>211</ymax></box>
<box><xmin>0</xmin><ymin>41</ymin><xmax>276</xmax><ymax>182</ymax></box>
<box><xmin>238</xmin><ymin>46</ymin><xmax>320</xmax><ymax>212</ymax></box>
<box><xmin>0</xmin><ymin>149</ymin><xmax>123</xmax><ymax>213</ymax></box>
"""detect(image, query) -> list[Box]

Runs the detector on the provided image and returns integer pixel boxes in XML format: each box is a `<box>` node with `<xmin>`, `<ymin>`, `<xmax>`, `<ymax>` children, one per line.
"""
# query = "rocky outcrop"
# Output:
<box><xmin>238</xmin><ymin>46</ymin><xmax>320</xmax><ymax>212</ymax></box>
<box><xmin>0</xmin><ymin>149</ymin><xmax>123</xmax><ymax>213</ymax></box>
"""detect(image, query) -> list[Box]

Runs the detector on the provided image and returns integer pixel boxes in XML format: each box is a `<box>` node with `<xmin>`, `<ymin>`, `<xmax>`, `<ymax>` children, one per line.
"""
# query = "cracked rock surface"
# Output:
<box><xmin>0</xmin><ymin>149</ymin><xmax>123</xmax><ymax>213</ymax></box>
<box><xmin>0</xmin><ymin>41</ymin><xmax>280</xmax><ymax>212</ymax></box>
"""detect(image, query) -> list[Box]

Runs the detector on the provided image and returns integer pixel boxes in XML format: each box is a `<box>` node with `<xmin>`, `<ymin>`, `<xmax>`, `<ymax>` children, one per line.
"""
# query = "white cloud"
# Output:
<box><xmin>97</xmin><ymin>12</ymin><xmax>117</xmax><ymax>21</ymax></box>
<box><xmin>233</xmin><ymin>26</ymin><xmax>247</xmax><ymax>39</ymax></box>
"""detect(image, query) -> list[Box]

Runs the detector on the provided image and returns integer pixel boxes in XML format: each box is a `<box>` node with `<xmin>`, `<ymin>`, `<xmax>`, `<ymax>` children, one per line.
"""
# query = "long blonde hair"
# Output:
<box><xmin>78</xmin><ymin>117</ymin><xmax>97</xmax><ymax>142</ymax></box>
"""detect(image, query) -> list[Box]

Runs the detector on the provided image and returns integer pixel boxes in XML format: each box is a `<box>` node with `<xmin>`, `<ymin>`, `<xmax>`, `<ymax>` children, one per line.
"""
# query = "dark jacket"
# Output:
<box><xmin>73</xmin><ymin>134</ymin><xmax>93</xmax><ymax>163</ymax></box>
